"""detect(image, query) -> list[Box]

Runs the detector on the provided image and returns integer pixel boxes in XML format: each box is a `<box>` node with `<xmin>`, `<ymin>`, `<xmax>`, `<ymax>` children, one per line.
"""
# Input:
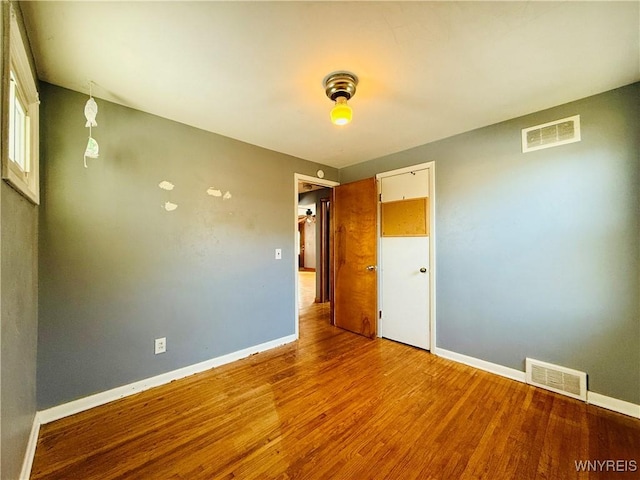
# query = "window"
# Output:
<box><xmin>9</xmin><ymin>71</ymin><xmax>29</xmax><ymax>172</ymax></box>
<box><xmin>3</xmin><ymin>4</ymin><xmax>39</xmax><ymax>204</ymax></box>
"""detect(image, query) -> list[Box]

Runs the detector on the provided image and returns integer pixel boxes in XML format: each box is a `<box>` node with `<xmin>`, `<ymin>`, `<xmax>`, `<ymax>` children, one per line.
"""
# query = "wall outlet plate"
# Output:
<box><xmin>155</xmin><ymin>337</ymin><xmax>166</xmax><ymax>354</ymax></box>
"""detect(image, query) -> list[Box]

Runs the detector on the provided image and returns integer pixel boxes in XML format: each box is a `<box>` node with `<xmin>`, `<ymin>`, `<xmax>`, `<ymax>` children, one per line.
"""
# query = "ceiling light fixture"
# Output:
<box><xmin>323</xmin><ymin>71</ymin><xmax>358</xmax><ymax>126</ymax></box>
<box><xmin>305</xmin><ymin>208</ymin><xmax>315</xmax><ymax>224</ymax></box>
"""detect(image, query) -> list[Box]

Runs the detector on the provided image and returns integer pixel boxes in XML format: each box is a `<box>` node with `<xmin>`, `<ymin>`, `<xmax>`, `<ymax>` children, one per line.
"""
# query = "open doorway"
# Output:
<box><xmin>294</xmin><ymin>174</ymin><xmax>339</xmax><ymax>339</ymax></box>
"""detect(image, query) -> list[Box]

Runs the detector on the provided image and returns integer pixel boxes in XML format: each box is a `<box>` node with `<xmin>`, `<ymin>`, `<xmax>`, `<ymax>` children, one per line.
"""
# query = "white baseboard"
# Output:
<box><xmin>434</xmin><ymin>347</ymin><xmax>527</xmax><ymax>383</ymax></box>
<box><xmin>38</xmin><ymin>333</ymin><xmax>297</xmax><ymax>425</ymax></box>
<box><xmin>588</xmin><ymin>391</ymin><xmax>640</xmax><ymax>419</ymax></box>
<box><xmin>21</xmin><ymin>337</ymin><xmax>640</xmax><ymax>478</ymax></box>
<box><xmin>19</xmin><ymin>412</ymin><xmax>41</xmax><ymax>480</ymax></box>
<box><xmin>434</xmin><ymin>347</ymin><xmax>640</xmax><ymax>419</ymax></box>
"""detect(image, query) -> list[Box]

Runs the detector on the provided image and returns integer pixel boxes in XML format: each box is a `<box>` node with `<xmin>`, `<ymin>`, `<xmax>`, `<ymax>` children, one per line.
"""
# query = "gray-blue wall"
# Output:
<box><xmin>35</xmin><ymin>80</ymin><xmax>640</xmax><ymax>410</ymax></box>
<box><xmin>341</xmin><ymin>83</ymin><xmax>640</xmax><ymax>404</ymax></box>
<box><xmin>1</xmin><ymin>184</ymin><xmax>38</xmax><ymax>480</ymax></box>
<box><xmin>38</xmin><ymin>83</ymin><xmax>337</xmax><ymax>409</ymax></box>
<box><xmin>0</xmin><ymin>3</ymin><xmax>39</xmax><ymax>479</ymax></box>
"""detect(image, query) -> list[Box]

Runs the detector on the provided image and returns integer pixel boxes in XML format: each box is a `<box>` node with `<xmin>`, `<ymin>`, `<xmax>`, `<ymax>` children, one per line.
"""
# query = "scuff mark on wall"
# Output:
<box><xmin>159</xmin><ymin>181</ymin><xmax>175</xmax><ymax>191</ymax></box>
<box><xmin>206</xmin><ymin>187</ymin><xmax>222</xmax><ymax>197</ymax></box>
<box><xmin>223</xmin><ymin>191</ymin><xmax>232</xmax><ymax>200</ymax></box>
<box><xmin>164</xmin><ymin>202</ymin><xmax>178</xmax><ymax>212</ymax></box>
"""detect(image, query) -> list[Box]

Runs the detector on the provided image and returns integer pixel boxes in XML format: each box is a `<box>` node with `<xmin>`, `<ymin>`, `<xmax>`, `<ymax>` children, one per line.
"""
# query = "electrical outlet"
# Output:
<box><xmin>275</xmin><ymin>248</ymin><xmax>282</xmax><ymax>260</ymax></box>
<box><xmin>155</xmin><ymin>337</ymin><xmax>166</xmax><ymax>355</ymax></box>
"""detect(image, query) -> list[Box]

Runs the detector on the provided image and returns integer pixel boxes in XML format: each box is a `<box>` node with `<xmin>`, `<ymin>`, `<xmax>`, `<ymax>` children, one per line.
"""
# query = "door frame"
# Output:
<box><xmin>294</xmin><ymin>173</ymin><xmax>339</xmax><ymax>339</ymax></box>
<box><xmin>375</xmin><ymin>162</ymin><xmax>436</xmax><ymax>351</ymax></box>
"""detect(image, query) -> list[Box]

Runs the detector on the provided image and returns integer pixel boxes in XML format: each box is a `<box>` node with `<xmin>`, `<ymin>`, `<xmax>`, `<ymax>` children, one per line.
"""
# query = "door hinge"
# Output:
<box><xmin>379</xmin><ymin>310</ymin><xmax>383</xmax><ymax>319</ymax></box>
<box><xmin>379</xmin><ymin>193</ymin><xmax>382</xmax><ymax>202</ymax></box>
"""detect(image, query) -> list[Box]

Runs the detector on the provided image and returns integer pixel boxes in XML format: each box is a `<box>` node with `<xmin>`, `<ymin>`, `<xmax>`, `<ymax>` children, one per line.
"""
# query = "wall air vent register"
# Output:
<box><xmin>525</xmin><ymin>357</ymin><xmax>587</xmax><ymax>401</ymax></box>
<box><xmin>522</xmin><ymin>115</ymin><xmax>581</xmax><ymax>153</ymax></box>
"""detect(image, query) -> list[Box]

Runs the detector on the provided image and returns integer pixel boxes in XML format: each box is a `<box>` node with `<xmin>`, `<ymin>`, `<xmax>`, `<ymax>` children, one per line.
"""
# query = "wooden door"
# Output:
<box><xmin>298</xmin><ymin>220</ymin><xmax>305</xmax><ymax>268</ymax></box>
<box><xmin>332</xmin><ymin>177</ymin><xmax>378</xmax><ymax>338</ymax></box>
<box><xmin>319</xmin><ymin>198</ymin><xmax>331</xmax><ymax>302</ymax></box>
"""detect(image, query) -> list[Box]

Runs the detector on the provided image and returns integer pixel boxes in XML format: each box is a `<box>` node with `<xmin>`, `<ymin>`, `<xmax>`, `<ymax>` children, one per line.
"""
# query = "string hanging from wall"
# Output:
<box><xmin>83</xmin><ymin>82</ymin><xmax>99</xmax><ymax>168</ymax></box>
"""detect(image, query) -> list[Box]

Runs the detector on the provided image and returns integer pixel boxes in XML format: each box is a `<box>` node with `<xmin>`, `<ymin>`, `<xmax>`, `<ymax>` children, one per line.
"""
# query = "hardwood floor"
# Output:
<box><xmin>31</xmin><ymin>274</ymin><xmax>640</xmax><ymax>479</ymax></box>
<box><xmin>298</xmin><ymin>270</ymin><xmax>317</xmax><ymax>308</ymax></box>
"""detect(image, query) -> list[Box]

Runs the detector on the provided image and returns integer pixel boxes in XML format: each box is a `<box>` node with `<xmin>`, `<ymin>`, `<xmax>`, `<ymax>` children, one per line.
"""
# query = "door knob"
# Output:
<box><xmin>420</xmin><ymin>267</ymin><xmax>427</xmax><ymax>273</ymax></box>
<box><xmin>366</xmin><ymin>265</ymin><xmax>377</xmax><ymax>271</ymax></box>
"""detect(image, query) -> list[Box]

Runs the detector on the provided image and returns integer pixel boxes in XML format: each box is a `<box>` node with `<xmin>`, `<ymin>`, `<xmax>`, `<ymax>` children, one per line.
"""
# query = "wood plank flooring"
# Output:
<box><xmin>31</xmin><ymin>273</ymin><xmax>640</xmax><ymax>479</ymax></box>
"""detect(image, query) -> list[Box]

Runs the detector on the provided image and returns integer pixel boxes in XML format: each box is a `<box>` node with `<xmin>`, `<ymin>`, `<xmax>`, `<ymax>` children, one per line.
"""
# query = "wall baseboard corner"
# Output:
<box><xmin>20</xmin><ymin>412</ymin><xmax>41</xmax><ymax>480</ymax></box>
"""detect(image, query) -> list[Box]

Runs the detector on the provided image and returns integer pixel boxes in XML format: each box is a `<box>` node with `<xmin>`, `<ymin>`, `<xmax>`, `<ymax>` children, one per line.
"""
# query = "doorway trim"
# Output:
<box><xmin>294</xmin><ymin>173</ymin><xmax>339</xmax><ymax>339</ymax></box>
<box><xmin>375</xmin><ymin>162</ymin><xmax>436</xmax><ymax>351</ymax></box>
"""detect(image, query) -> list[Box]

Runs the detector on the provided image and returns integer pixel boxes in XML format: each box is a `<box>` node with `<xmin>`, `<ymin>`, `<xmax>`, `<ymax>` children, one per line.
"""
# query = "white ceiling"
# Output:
<box><xmin>21</xmin><ymin>1</ymin><xmax>640</xmax><ymax>169</ymax></box>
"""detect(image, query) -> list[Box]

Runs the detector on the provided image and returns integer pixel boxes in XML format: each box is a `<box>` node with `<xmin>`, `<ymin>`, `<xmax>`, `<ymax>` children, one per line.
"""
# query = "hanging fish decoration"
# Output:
<box><xmin>84</xmin><ymin>97</ymin><xmax>98</xmax><ymax>127</ymax></box>
<box><xmin>83</xmin><ymin>82</ymin><xmax>99</xmax><ymax>168</ymax></box>
<box><xmin>84</xmin><ymin>136</ymin><xmax>99</xmax><ymax>168</ymax></box>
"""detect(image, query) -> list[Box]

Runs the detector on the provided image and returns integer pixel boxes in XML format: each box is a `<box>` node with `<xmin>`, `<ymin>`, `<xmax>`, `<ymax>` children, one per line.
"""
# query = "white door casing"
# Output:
<box><xmin>293</xmin><ymin>174</ymin><xmax>340</xmax><ymax>340</ymax></box>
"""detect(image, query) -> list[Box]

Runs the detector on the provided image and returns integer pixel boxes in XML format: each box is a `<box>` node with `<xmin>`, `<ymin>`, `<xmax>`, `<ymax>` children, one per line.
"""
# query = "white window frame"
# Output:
<box><xmin>2</xmin><ymin>3</ymin><xmax>39</xmax><ymax>204</ymax></box>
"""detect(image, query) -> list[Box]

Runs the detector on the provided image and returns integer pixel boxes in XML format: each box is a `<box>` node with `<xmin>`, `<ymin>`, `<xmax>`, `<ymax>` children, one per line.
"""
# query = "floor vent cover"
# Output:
<box><xmin>525</xmin><ymin>358</ymin><xmax>587</xmax><ymax>401</ymax></box>
<box><xmin>522</xmin><ymin>115</ymin><xmax>581</xmax><ymax>153</ymax></box>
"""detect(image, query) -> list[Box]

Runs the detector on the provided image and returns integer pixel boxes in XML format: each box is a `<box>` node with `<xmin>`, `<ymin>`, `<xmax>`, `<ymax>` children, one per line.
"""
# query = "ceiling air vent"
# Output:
<box><xmin>522</xmin><ymin>115</ymin><xmax>580</xmax><ymax>153</ymax></box>
<box><xmin>525</xmin><ymin>358</ymin><xmax>587</xmax><ymax>401</ymax></box>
